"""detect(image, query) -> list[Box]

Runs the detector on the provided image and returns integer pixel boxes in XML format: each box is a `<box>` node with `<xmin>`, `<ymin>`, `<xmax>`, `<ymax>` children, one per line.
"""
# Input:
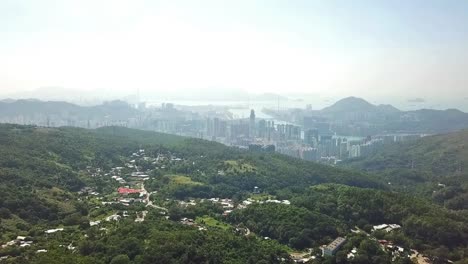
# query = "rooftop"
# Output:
<box><xmin>325</xmin><ymin>237</ymin><xmax>346</xmax><ymax>250</ymax></box>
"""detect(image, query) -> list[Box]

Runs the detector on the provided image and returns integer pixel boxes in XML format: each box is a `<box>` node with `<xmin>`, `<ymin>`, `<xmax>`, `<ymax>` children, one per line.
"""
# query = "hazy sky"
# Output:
<box><xmin>1</xmin><ymin>0</ymin><xmax>468</xmax><ymax>101</ymax></box>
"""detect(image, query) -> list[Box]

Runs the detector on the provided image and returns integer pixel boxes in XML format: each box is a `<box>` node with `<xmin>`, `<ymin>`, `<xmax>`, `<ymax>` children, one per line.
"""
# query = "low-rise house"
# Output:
<box><xmin>223</xmin><ymin>210</ymin><xmax>233</xmax><ymax>216</ymax></box>
<box><xmin>2</xmin><ymin>240</ymin><xmax>16</xmax><ymax>248</ymax></box>
<box><xmin>373</xmin><ymin>223</ymin><xmax>401</xmax><ymax>232</ymax></box>
<box><xmin>119</xmin><ymin>198</ymin><xmax>134</xmax><ymax>203</ymax></box>
<box><xmin>290</xmin><ymin>252</ymin><xmax>315</xmax><ymax>263</ymax></box>
<box><xmin>373</xmin><ymin>224</ymin><xmax>388</xmax><ymax>231</ymax></box>
<box><xmin>180</xmin><ymin>218</ymin><xmax>195</xmax><ymax>226</ymax></box>
<box><xmin>45</xmin><ymin>228</ymin><xmax>64</xmax><ymax>234</ymax></box>
<box><xmin>242</xmin><ymin>200</ymin><xmax>253</xmax><ymax>206</ymax></box>
<box><xmin>179</xmin><ymin>200</ymin><xmax>197</xmax><ymax>207</ymax></box>
<box><xmin>322</xmin><ymin>237</ymin><xmax>346</xmax><ymax>256</ymax></box>
<box><xmin>19</xmin><ymin>243</ymin><xmax>31</xmax><ymax>247</ymax></box>
<box><xmin>67</xmin><ymin>243</ymin><xmax>76</xmax><ymax>250</ymax></box>
<box><xmin>89</xmin><ymin>220</ymin><xmax>101</xmax><ymax>226</ymax></box>
<box><xmin>131</xmin><ymin>172</ymin><xmax>149</xmax><ymax>179</ymax></box>
<box><xmin>106</xmin><ymin>214</ymin><xmax>121</xmax><ymax>221</ymax></box>
<box><xmin>118</xmin><ymin>187</ymin><xmax>141</xmax><ymax>195</ymax></box>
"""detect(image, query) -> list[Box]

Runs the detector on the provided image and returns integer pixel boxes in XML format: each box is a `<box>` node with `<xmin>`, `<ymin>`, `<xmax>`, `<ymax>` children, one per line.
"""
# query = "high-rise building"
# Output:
<box><xmin>229</xmin><ymin>120</ymin><xmax>250</xmax><ymax>140</ymax></box>
<box><xmin>303</xmin><ymin>116</ymin><xmax>316</xmax><ymax>130</ymax></box>
<box><xmin>206</xmin><ymin>118</ymin><xmax>214</xmax><ymax>138</ymax></box>
<box><xmin>349</xmin><ymin>145</ymin><xmax>361</xmax><ymax>158</ymax></box>
<box><xmin>257</xmin><ymin>119</ymin><xmax>267</xmax><ymax>139</ymax></box>
<box><xmin>316</xmin><ymin>122</ymin><xmax>331</xmax><ymax>135</ymax></box>
<box><xmin>249</xmin><ymin>109</ymin><xmax>256</xmax><ymax>139</ymax></box>
<box><xmin>339</xmin><ymin>139</ymin><xmax>348</xmax><ymax>159</ymax></box>
<box><xmin>213</xmin><ymin>118</ymin><xmax>227</xmax><ymax>138</ymax></box>
<box><xmin>301</xmin><ymin>147</ymin><xmax>319</xmax><ymax>161</ymax></box>
<box><xmin>304</xmin><ymin>129</ymin><xmax>319</xmax><ymax>146</ymax></box>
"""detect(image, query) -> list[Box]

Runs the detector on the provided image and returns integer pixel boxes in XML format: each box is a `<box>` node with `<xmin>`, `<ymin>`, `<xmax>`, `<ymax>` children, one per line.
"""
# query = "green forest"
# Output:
<box><xmin>0</xmin><ymin>124</ymin><xmax>467</xmax><ymax>263</ymax></box>
<box><xmin>342</xmin><ymin>130</ymin><xmax>468</xmax><ymax>210</ymax></box>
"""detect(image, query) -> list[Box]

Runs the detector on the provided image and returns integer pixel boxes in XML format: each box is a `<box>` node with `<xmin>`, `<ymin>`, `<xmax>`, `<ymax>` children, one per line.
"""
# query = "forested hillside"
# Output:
<box><xmin>342</xmin><ymin>130</ymin><xmax>468</xmax><ymax>210</ymax></box>
<box><xmin>0</xmin><ymin>124</ymin><xmax>467</xmax><ymax>263</ymax></box>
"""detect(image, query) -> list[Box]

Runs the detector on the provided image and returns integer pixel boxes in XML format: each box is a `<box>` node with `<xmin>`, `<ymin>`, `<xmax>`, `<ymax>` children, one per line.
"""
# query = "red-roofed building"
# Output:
<box><xmin>378</xmin><ymin>240</ymin><xmax>389</xmax><ymax>245</ymax></box>
<box><xmin>118</xmin><ymin>187</ymin><xmax>141</xmax><ymax>195</ymax></box>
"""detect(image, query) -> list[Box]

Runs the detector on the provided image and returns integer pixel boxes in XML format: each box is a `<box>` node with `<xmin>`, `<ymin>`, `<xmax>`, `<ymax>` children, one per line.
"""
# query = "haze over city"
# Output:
<box><xmin>2</xmin><ymin>1</ymin><xmax>468</xmax><ymax>263</ymax></box>
<box><xmin>2</xmin><ymin>0</ymin><xmax>468</xmax><ymax>110</ymax></box>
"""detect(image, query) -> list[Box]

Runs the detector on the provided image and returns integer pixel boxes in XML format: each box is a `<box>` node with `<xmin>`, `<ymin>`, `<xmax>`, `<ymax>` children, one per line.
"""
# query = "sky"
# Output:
<box><xmin>1</xmin><ymin>0</ymin><xmax>468</xmax><ymax>104</ymax></box>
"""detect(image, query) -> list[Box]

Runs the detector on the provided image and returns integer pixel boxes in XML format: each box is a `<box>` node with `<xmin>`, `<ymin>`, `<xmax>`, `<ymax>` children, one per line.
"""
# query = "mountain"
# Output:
<box><xmin>0</xmin><ymin>124</ymin><xmax>467</xmax><ymax>263</ymax></box>
<box><xmin>0</xmin><ymin>98</ymin><xmax>16</xmax><ymax>103</ymax></box>
<box><xmin>382</xmin><ymin>108</ymin><xmax>468</xmax><ymax>134</ymax></box>
<box><xmin>342</xmin><ymin>129</ymin><xmax>468</xmax><ymax>209</ymax></box>
<box><xmin>322</xmin><ymin>97</ymin><xmax>378</xmax><ymax>113</ymax></box>
<box><xmin>295</xmin><ymin>97</ymin><xmax>468</xmax><ymax>135</ymax></box>
<box><xmin>0</xmin><ymin>99</ymin><xmax>82</xmax><ymax>115</ymax></box>
<box><xmin>0</xmin><ymin>99</ymin><xmax>140</xmax><ymax>126</ymax></box>
<box><xmin>2</xmin><ymin>86</ymin><xmax>126</xmax><ymax>105</ymax></box>
<box><xmin>376</xmin><ymin>104</ymin><xmax>400</xmax><ymax>113</ymax></box>
<box><xmin>321</xmin><ymin>97</ymin><xmax>400</xmax><ymax>114</ymax></box>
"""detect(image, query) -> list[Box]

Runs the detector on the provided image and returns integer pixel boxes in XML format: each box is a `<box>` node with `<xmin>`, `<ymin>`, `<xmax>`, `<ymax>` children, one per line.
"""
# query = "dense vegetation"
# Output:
<box><xmin>342</xmin><ymin>130</ymin><xmax>468</xmax><ymax>210</ymax></box>
<box><xmin>27</xmin><ymin>217</ymin><xmax>291</xmax><ymax>264</ymax></box>
<box><xmin>0</xmin><ymin>124</ymin><xmax>467</xmax><ymax>263</ymax></box>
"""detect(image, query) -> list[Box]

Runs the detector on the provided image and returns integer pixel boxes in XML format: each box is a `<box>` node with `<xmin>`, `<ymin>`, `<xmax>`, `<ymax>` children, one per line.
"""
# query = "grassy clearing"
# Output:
<box><xmin>224</xmin><ymin>160</ymin><xmax>256</xmax><ymax>173</ymax></box>
<box><xmin>37</xmin><ymin>187</ymin><xmax>76</xmax><ymax>214</ymax></box>
<box><xmin>169</xmin><ymin>175</ymin><xmax>204</xmax><ymax>186</ymax></box>
<box><xmin>249</xmin><ymin>193</ymin><xmax>276</xmax><ymax>201</ymax></box>
<box><xmin>196</xmin><ymin>216</ymin><xmax>231</xmax><ymax>230</ymax></box>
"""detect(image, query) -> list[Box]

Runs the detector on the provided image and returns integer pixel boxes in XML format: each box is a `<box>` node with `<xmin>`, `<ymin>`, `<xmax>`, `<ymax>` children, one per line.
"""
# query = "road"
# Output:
<box><xmin>141</xmin><ymin>182</ymin><xmax>168</xmax><ymax>211</ymax></box>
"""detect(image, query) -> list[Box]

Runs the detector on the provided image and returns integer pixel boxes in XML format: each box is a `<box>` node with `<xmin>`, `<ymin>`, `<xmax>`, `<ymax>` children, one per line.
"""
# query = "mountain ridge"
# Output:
<box><xmin>342</xmin><ymin>129</ymin><xmax>468</xmax><ymax>209</ymax></box>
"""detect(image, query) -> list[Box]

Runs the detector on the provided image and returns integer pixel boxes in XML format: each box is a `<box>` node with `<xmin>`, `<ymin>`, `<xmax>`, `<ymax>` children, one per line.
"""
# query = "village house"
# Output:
<box><xmin>118</xmin><ymin>187</ymin><xmax>141</xmax><ymax>195</ymax></box>
<box><xmin>89</xmin><ymin>220</ymin><xmax>101</xmax><ymax>226</ymax></box>
<box><xmin>130</xmin><ymin>172</ymin><xmax>149</xmax><ymax>180</ymax></box>
<box><xmin>106</xmin><ymin>214</ymin><xmax>121</xmax><ymax>221</ymax></box>
<box><xmin>372</xmin><ymin>224</ymin><xmax>401</xmax><ymax>232</ymax></box>
<box><xmin>322</xmin><ymin>237</ymin><xmax>347</xmax><ymax>256</ymax></box>
<box><xmin>180</xmin><ymin>218</ymin><xmax>195</xmax><ymax>226</ymax></box>
<box><xmin>45</xmin><ymin>228</ymin><xmax>64</xmax><ymax>234</ymax></box>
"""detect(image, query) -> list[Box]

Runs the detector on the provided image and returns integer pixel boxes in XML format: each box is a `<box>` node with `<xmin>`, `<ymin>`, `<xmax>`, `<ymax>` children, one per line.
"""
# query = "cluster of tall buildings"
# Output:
<box><xmin>4</xmin><ymin>101</ymin><xmax>425</xmax><ymax>164</ymax></box>
<box><xmin>201</xmin><ymin>110</ymin><xmax>425</xmax><ymax>164</ymax></box>
<box><xmin>203</xmin><ymin>110</ymin><xmax>301</xmax><ymax>146</ymax></box>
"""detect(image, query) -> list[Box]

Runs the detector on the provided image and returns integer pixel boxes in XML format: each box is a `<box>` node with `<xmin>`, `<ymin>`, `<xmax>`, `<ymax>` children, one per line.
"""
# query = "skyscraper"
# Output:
<box><xmin>249</xmin><ymin>109</ymin><xmax>256</xmax><ymax>139</ymax></box>
<box><xmin>304</xmin><ymin>129</ymin><xmax>319</xmax><ymax>146</ymax></box>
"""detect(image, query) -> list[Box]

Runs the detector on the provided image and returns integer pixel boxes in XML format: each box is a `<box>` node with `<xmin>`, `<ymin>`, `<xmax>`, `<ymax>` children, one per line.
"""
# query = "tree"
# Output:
<box><xmin>110</xmin><ymin>254</ymin><xmax>131</xmax><ymax>264</ymax></box>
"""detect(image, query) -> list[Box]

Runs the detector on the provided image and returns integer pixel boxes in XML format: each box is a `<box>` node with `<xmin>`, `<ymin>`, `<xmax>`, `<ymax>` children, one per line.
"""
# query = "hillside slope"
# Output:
<box><xmin>343</xmin><ymin>130</ymin><xmax>468</xmax><ymax>209</ymax></box>
<box><xmin>0</xmin><ymin>124</ymin><xmax>467</xmax><ymax>263</ymax></box>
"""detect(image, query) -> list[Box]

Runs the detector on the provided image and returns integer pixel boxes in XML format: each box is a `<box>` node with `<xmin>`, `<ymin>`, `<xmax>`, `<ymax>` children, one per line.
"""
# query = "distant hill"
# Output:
<box><xmin>321</xmin><ymin>97</ymin><xmax>400</xmax><ymax>114</ymax></box>
<box><xmin>0</xmin><ymin>98</ymin><xmax>16</xmax><ymax>103</ymax></box>
<box><xmin>376</xmin><ymin>104</ymin><xmax>400</xmax><ymax>113</ymax></box>
<box><xmin>312</xmin><ymin>97</ymin><xmax>468</xmax><ymax>134</ymax></box>
<box><xmin>342</xmin><ymin>129</ymin><xmax>468</xmax><ymax>209</ymax></box>
<box><xmin>382</xmin><ymin>108</ymin><xmax>468</xmax><ymax>134</ymax></box>
<box><xmin>0</xmin><ymin>99</ymin><xmax>140</xmax><ymax>121</ymax></box>
<box><xmin>2</xmin><ymin>86</ymin><xmax>124</xmax><ymax>105</ymax></box>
